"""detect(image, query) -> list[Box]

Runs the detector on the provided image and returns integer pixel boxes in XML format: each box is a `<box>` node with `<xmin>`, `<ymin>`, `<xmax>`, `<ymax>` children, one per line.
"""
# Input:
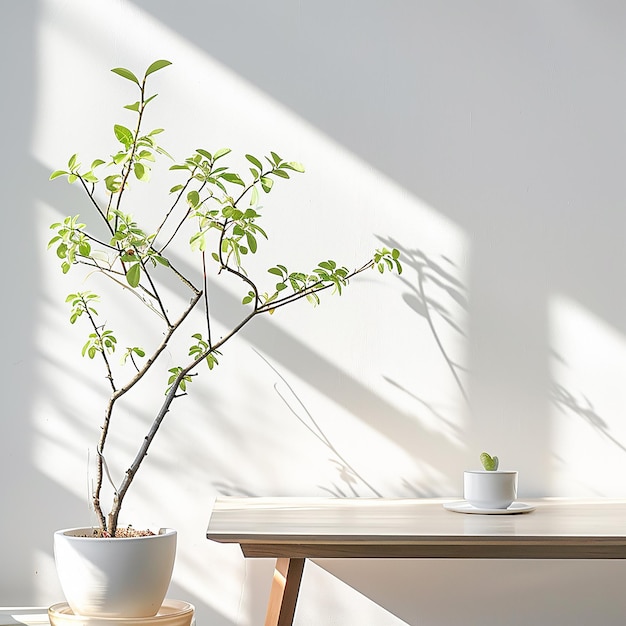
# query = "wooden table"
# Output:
<box><xmin>206</xmin><ymin>497</ymin><xmax>626</xmax><ymax>626</ymax></box>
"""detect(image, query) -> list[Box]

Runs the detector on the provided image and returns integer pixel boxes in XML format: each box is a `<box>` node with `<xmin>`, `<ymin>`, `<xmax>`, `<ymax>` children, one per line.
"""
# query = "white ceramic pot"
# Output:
<box><xmin>54</xmin><ymin>527</ymin><xmax>177</xmax><ymax>618</ymax></box>
<box><xmin>463</xmin><ymin>470</ymin><xmax>518</xmax><ymax>509</ymax></box>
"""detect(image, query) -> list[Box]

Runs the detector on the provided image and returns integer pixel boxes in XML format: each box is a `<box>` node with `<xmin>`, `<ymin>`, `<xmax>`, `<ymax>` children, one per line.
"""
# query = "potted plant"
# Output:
<box><xmin>463</xmin><ymin>452</ymin><xmax>518</xmax><ymax>509</ymax></box>
<box><xmin>47</xmin><ymin>59</ymin><xmax>402</xmax><ymax>618</ymax></box>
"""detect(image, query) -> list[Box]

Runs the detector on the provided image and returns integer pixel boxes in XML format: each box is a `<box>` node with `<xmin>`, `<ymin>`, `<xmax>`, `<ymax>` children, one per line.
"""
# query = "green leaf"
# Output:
<box><xmin>138</xmin><ymin>150</ymin><xmax>155</xmax><ymax>162</ymax></box>
<box><xmin>111</xmin><ymin>67</ymin><xmax>140</xmax><ymax>85</ymax></box>
<box><xmin>245</xmin><ymin>154</ymin><xmax>263</xmax><ymax>170</ymax></box>
<box><xmin>249</xmin><ymin>186</ymin><xmax>259</xmax><ymax>206</ymax></box>
<box><xmin>124</xmin><ymin>101</ymin><xmax>140</xmax><ymax>112</ymax></box>
<box><xmin>114</xmin><ymin>124</ymin><xmax>134</xmax><ymax>146</ymax></box>
<box><xmin>213</xmin><ymin>148</ymin><xmax>232</xmax><ymax>160</ymax></box>
<box><xmin>126</xmin><ymin>263</ymin><xmax>141</xmax><ymax>288</ymax></box>
<box><xmin>190</xmin><ymin>231</ymin><xmax>206</xmax><ymax>252</ymax></box>
<box><xmin>105</xmin><ymin>175</ymin><xmax>122</xmax><ymax>193</ymax></box>
<box><xmin>286</xmin><ymin>161</ymin><xmax>305</xmax><ymax>173</ymax></box>
<box><xmin>144</xmin><ymin>59</ymin><xmax>172</xmax><ymax>77</ymax></box>
<box><xmin>206</xmin><ymin>352</ymin><xmax>219</xmax><ymax>370</ymax></box>
<box><xmin>133</xmin><ymin>162</ymin><xmax>149</xmax><ymax>181</ymax></box>
<box><xmin>211</xmin><ymin>177</ymin><xmax>228</xmax><ymax>194</ymax></box>
<box><xmin>260</xmin><ymin>176</ymin><xmax>274</xmax><ymax>193</ymax></box>
<box><xmin>49</xmin><ymin>170</ymin><xmax>68</xmax><ymax>180</ymax></box>
<box><xmin>56</xmin><ymin>243</ymin><xmax>67</xmax><ymax>259</ymax></box>
<box><xmin>196</xmin><ymin>148</ymin><xmax>212</xmax><ymax>160</ymax></box>
<box><xmin>221</xmin><ymin>172</ymin><xmax>245</xmax><ymax>186</ymax></box>
<box><xmin>246</xmin><ymin>232</ymin><xmax>257</xmax><ymax>253</ymax></box>
<box><xmin>78</xmin><ymin>241</ymin><xmax>91</xmax><ymax>256</ymax></box>
<box><xmin>112</xmin><ymin>151</ymin><xmax>130</xmax><ymax>165</ymax></box>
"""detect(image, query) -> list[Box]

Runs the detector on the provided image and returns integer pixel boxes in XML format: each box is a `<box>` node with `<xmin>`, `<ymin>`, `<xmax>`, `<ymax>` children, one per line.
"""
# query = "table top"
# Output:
<box><xmin>206</xmin><ymin>497</ymin><xmax>626</xmax><ymax>559</ymax></box>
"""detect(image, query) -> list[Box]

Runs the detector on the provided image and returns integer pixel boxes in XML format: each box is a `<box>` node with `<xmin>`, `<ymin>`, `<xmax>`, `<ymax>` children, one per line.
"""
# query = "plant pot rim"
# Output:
<box><xmin>55</xmin><ymin>527</ymin><xmax>177</xmax><ymax>541</ymax></box>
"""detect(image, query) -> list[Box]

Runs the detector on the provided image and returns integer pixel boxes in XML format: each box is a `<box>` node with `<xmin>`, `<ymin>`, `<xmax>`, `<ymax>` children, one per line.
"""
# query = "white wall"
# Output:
<box><xmin>2</xmin><ymin>1</ymin><xmax>626</xmax><ymax>624</ymax></box>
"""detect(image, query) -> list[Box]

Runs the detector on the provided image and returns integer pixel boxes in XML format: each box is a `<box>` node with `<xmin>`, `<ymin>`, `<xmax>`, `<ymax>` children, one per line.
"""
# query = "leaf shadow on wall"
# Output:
<box><xmin>551</xmin><ymin>378</ymin><xmax>626</xmax><ymax>455</ymax></box>
<box><xmin>157</xmin><ymin>239</ymin><xmax>469</xmax><ymax>498</ymax></box>
<box><xmin>380</xmin><ymin>236</ymin><xmax>470</xmax><ymax>409</ymax></box>
<box><xmin>210</xmin><ymin>238</ymin><xmax>472</xmax><ymax>500</ymax></box>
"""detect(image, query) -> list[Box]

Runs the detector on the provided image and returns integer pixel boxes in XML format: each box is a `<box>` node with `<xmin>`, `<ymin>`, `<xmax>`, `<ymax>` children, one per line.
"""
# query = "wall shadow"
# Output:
<box><xmin>129</xmin><ymin>0</ymin><xmax>626</xmax><ymax>486</ymax></box>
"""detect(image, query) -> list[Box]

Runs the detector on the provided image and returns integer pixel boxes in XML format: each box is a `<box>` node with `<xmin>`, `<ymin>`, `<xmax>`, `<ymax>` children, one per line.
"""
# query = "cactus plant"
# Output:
<box><xmin>480</xmin><ymin>452</ymin><xmax>499</xmax><ymax>471</ymax></box>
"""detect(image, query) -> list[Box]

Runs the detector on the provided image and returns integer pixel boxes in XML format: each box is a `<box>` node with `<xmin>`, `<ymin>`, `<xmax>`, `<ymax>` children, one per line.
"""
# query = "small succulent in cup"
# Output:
<box><xmin>480</xmin><ymin>452</ymin><xmax>499</xmax><ymax>471</ymax></box>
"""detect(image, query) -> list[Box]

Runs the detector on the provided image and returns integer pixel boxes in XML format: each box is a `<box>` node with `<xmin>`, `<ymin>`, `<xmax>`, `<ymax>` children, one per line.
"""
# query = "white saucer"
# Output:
<box><xmin>443</xmin><ymin>500</ymin><xmax>536</xmax><ymax>515</ymax></box>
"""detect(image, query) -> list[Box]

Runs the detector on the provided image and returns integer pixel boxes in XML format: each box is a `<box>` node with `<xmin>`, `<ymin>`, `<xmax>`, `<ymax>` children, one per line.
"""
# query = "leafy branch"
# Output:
<box><xmin>49</xmin><ymin>60</ymin><xmax>402</xmax><ymax>536</ymax></box>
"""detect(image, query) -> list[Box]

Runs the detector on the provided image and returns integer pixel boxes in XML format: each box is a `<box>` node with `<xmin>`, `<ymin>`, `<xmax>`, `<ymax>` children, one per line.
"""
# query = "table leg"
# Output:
<box><xmin>263</xmin><ymin>557</ymin><xmax>306</xmax><ymax>626</ymax></box>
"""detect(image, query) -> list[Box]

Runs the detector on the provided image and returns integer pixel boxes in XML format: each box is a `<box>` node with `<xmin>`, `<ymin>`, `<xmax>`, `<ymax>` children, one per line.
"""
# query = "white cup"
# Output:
<box><xmin>463</xmin><ymin>470</ymin><xmax>518</xmax><ymax>509</ymax></box>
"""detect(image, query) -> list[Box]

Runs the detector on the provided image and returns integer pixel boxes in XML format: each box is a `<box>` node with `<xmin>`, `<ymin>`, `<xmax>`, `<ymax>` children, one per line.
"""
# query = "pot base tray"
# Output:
<box><xmin>48</xmin><ymin>600</ymin><xmax>194</xmax><ymax>626</ymax></box>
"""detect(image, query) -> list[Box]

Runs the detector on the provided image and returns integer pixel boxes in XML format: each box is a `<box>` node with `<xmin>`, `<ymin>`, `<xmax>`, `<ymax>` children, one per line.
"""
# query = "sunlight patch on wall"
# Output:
<box><xmin>549</xmin><ymin>293</ymin><xmax>626</xmax><ymax>496</ymax></box>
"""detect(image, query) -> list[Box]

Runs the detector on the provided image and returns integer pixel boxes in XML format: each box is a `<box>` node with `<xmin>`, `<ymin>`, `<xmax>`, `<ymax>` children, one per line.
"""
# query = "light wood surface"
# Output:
<box><xmin>207</xmin><ymin>497</ymin><xmax>626</xmax><ymax>559</ymax></box>
<box><xmin>206</xmin><ymin>497</ymin><xmax>626</xmax><ymax>626</ymax></box>
<box><xmin>263</xmin><ymin>558</ymin><xmax>305</xmax><ymax>626</ymax></box>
